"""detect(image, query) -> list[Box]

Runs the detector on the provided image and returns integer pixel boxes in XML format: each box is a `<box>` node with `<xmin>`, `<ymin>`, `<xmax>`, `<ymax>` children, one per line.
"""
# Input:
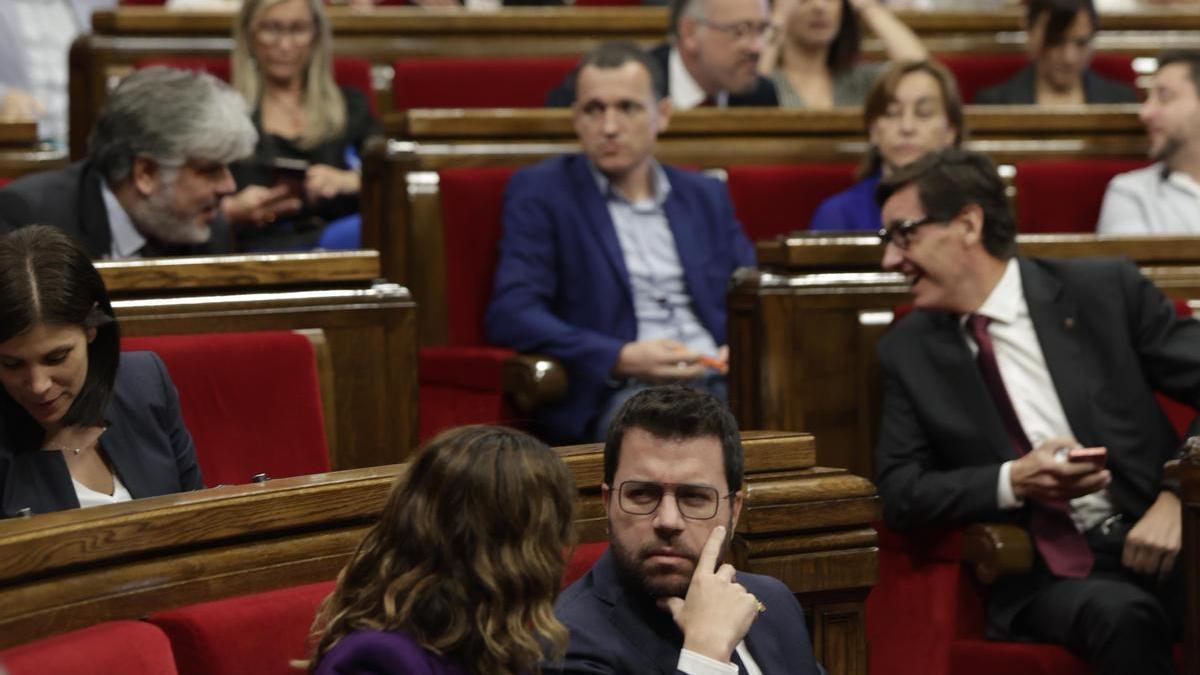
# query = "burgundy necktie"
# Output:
<box><xmin>967</xmin><ymin>314</ymin><xmax>1094</xmax><ymax>579</ymax></box>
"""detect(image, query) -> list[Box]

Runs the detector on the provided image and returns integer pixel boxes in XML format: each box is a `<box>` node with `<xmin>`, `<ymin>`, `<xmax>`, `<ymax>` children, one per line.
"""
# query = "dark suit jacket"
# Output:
<box><xmin>547</xmin><ymin>549</ymin><xmax>819</xmax><ymax>674</ymax></box>
<box><xmin>546</xmin><ymin>44</ymin><xmax>779</xmax><ymax>108</ymax></box>
<box><xmin>974</xmin><ymin>65</ymin><xmax>1138</xmax><ymax>105</ymax></box>
<box><xmin>483</xmin><ymin>154</ymin><xmax>756</xmax><ymax>444</ymax></box>
<box><xmin>0</xmin><ymin>351</ymin><xmax>205</xmax><ymax>517</ymax></box>
<box><xmin>0</xmin><ymin>161</ymin><xmax>233</xmax><ymax>259</ymax></box>
<box><xmin>875</xmin><ymin>256</ymin><xmax>1200</xmax><ymax>628</ymax></box>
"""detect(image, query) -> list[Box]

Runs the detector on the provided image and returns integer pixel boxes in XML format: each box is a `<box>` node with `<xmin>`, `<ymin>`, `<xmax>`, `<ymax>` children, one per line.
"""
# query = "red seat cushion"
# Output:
<box><xmin>564</xmin><ymin>542</ymin><xmax>609</xmax><ymax>588</ymax></box>
<box><xmin>725</xmin><ymin>164</ymin><xmax>858</xmax><ymax>240</ymax></box>
<box><xmin>134</xmin><ymin>57</ymin><xmax>377</xmax><ymax>115</ymax></box>
<box><xmin>392</xmin><ymin>57</ymin><xmax>578</xmax><ymax>110</ymax></box>
<box><xmin>1</xmin><ymin>620</ymin><xmax>178</xmax><ymax>675</ymax></box>
<box><xmin>1013</xmin><ymin>159</ymin><xmax>1149</xmax><ymax>233</ymax></box>
<box><xmin>149</xmin><ymin>581</ymin><xmax>335</xmax><ymax>675</ymax></box>
<box><xmin>122</xmin><ymin>332</ymin><xmax>330</xmax><ymax>486</ymax></box>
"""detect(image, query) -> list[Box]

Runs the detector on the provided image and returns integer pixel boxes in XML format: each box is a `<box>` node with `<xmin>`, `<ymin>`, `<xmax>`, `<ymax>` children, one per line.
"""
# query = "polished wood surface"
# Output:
<box><xmin>107</xmin><ymin>265</ymin><xmax>417</xmax><ymax>471</ymax></box>
<box><xmin>1167</xmin><ymin>443</ymin><xmax>1200</xmax><ymax>675</ymax></box>
<box><xmin>729</xmin><ymin>251</ymin><xmax>1200</xmax><ymax>480</ymax></box>
<box><xmin>0</xmin><ymin>122</ymin><xmax>38</xmax><ymax>147</ymax></box>
<box><xmin>0</xmin><ymin>431</ymin><xmax>877</xmax><ymax>675</ymax></box>
<box><xmin>96</xmin><ymin>250</ymin><xmax>379</xmax><ymax>293</ymax></box>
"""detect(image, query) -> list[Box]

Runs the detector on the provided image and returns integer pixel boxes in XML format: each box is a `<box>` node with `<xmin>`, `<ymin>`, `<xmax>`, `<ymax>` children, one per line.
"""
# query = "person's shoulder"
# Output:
<box><xmin>1106</xmin><ymin>163</ymin><xmax>1161</xmax><ymax>192</ymax></box>
<box><xmin>663</xmin><ymin>163</ymin><xmax>723</xmax><ymax>193</ymax></box>
<box><xmin>1084</xmin><ymin>70</ymin><xmax>1138</xmax><ymax>103</ymax></box>
<box><xmin>507</xmin><ymin>155</ymin><xmax>585</xmax><ymax>195</ymax></box>
<box><xmin>554</xmin><ymin>568</ymin><xmax>607</xmax><ymax>624</ymax></box>
<box><xmin>113</xmin><ymin>351</ymin><xmax>170</xmax><ymax>395</ymax></box>
<box><xmin>973</xmin><ymin>68</ymin><xmax>1032</xmax><ymax>105</ymax></box>
<box><xmin>877</xmin><ymin>305</ymin><xmax>940</xmax><ymax>356</ymax></box>
<box><xmin>316</xmin><ymin>630</ymin><xmax>464</xmax><ymax>675</ymax></box>
<box><xmin>1</xmin><ymin>162</ymin><xmax>83</xmax><ymax>198</ymax></box>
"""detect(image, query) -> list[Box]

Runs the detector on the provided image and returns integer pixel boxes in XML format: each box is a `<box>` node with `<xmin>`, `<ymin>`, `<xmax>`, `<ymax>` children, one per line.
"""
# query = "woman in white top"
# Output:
<box><xmin>0</xmin><ymin>226</ymin><xmax>203</xmax><ymax>517</ymax></box>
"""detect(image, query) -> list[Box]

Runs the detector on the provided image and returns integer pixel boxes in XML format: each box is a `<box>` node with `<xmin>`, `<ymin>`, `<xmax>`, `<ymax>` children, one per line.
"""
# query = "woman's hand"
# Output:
<box><xmin>305</xmin><ymin>165</ymin><xmax>361</xmax><ymax>202</ymax></box>
<box><xmin>848</xmin><ymin>0</ymin><xmax>928</xmax><ymax>62</ymax></box>
<box><xmin>220</xmin><ymin>185</ymin><xmax>303</xmax><ymax>229</ymax></box>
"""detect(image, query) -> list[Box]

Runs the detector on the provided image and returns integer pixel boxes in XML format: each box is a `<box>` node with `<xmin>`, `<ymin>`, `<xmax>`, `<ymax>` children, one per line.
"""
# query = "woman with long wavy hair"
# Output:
<box><xmin>307</xmin><ymin>425</ymin><xmax>575</xmax><ymax>675</ymax></box>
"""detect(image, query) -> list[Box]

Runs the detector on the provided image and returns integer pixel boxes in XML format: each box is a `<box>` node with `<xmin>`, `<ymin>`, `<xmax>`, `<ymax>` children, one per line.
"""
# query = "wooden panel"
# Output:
<box><xmin>0</xmin><ymin>123</ymin><xmax>38</xmax><ymax>148</ymax></box>
<box><xmin>729</xmin><ymin>261</ymin><xmax>1200</xmax><ymax>480</ymax></box>
<box><xmin>112</xmin><ymin>282</ymin><xmax>418</xmax><ymax>470</ymax></box>
<box><xmin>0</xmin><ymin>431</ymin><xmax>876</xmax><ymax>673</ymax></box>
<box><xmin>96</xmin><ymin>250</ymin><xmax>379</xmax><ymax>293</ymax></box>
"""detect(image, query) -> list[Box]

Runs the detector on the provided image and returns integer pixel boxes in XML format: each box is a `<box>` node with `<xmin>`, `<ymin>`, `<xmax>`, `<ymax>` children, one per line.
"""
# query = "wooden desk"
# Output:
<box><xmin>729</xmin><ymin>237</ymin><xmax>1200</xmax><ymax>479</ymax></box>
<box><xmin>0</xmin><ymin>121</ymin><xmax>68</xmax><ymax>181</ymax></box>
<box><xmin>96</xmin><ymin>251</ymin><xmax>418</xmax><ymax>470</ymax></box>
<box><xmin>0</xmin><ymin>431</ymin><xmax>877</xmax><ymax>675</ymax></box>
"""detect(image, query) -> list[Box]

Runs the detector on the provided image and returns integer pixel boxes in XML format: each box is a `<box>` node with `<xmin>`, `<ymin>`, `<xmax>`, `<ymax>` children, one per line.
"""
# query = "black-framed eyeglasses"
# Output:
<box><xmin>696</xmin><ymin>19</ymin><xmax>774</xmax><ymax>42</ymax></box>
<box><xmin>616</xmin><ymin>480</ymin><xmax>735</xmax><ymax>520</ymax></box>
<box><xmin>878</xmin><ymin>215</ymin><xmax>939</xmax><ymax>250</ymax></box>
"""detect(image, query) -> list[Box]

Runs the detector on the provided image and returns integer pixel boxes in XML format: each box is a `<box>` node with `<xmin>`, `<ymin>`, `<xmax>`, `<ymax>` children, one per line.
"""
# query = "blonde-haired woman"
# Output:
<box><xmin>307</xmin><ymin>425</ymin><xmax>576</xmax><ymax>675</ymax></box>
<box><xmin>222</xmin><ymin>0</ymin><xmax>381</xmax><ymax>251</ymax></box>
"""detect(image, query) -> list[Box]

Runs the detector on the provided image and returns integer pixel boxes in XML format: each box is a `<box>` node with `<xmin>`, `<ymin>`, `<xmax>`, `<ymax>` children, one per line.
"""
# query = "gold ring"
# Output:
<box><xmin>755</xmin><ymin>601</ymin><xmax>767</xmax><ymax>614</ymax></box>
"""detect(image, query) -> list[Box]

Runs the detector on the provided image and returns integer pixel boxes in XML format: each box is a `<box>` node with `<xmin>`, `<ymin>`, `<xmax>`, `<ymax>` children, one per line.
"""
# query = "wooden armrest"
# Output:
<box><xmin>502</xmin><ymin>354</ymin><xmax>567</xmax><ymax>413</ymax></box>
<box><xmin>961</xmin><ymin>523</ymin><xmax>1033</xmax><ymax>584</ymax></box>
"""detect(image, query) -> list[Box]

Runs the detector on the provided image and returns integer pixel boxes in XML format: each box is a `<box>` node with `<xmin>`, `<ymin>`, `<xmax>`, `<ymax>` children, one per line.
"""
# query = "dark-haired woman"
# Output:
<box><xmin>759</xmin><ymin>0</ymin><xmax>926</xmax><ymax>109</ymax></box>
<box><xmin>0</xmin><ymin>226</ymin><xmax>202</xmax><ymax>517</ymax></box>
<box><xmin>307</xmin><ymin>425</ymin><xmax>575</xmax><ymax>675</ymax></box>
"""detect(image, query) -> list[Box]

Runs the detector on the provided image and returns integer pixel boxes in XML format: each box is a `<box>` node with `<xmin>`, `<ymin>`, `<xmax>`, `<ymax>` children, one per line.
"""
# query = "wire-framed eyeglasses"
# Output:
<box><xmin>616</xmin><ymin>480</ymin><xmax>735</xmax><ymax>520</ymax></box>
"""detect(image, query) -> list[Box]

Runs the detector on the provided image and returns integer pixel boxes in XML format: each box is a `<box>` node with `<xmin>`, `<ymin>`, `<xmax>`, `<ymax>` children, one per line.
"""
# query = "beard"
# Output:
<box><xmin>1151</xmin><ymin>134</ymin><xmax>1185</xmax><ymax>165</ymax></box>
<box><xmin>128</xmin><ymin>179</ymin><xmax>213</xmax><ymax>247</ymax></box>
<box><xmin>608</xmin><ymin>515</ymin><xmax>735</xmax><ymax>600</ymax></box>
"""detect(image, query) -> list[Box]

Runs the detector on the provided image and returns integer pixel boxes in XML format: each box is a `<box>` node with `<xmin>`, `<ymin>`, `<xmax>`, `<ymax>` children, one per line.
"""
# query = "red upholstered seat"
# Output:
<box><xmin>134</xmin><ymin>57</ymin><xmax>377</xmax><ymax>115</ymax></box>
<box><xmin>122</xmin><ymin>332</ymin><xmax>330</xmax><ymax>486</ymax></box>
<box><xmin>392</xmin><ymin>57</ymin><xmax>577</xmax><ymax>110</ymax></box>
<box><xmin>419</xmin><ymin>167</ymin><xmax>524</xmax><ymax>440</ymax></box>
<box><xmin>939</xmin><ymin>53</ymin><xmax>1137</xmax><ymax>104</ymax></box>
<box><xmin>724</xmin><ymin>164</ymin><xmax>858</xmax><ymax>240</ymax></box>
<box><xmin>1013</xmin><ymin>159</ymin><xmax>1149</xmax><ymax>233</ymax></box>
<box><xmin>1</xmin><ymin>620</ymin><xmax>178</xmax><ymax>675</ymax></box>
<box><xmin>149</xmin><ymin>581</ymin><xmax>335</xmax><ymax>675</ymax></box>
<box><xmin>565</xmin><ymin>542</ymin><xmax>609</xmax><ymax>588</ymax></box>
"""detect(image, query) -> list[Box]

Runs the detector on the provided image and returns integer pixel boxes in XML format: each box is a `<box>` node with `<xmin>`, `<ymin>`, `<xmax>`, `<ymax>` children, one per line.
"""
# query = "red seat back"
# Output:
<box><xmin>725</xmin><ymin>164</ymin><xmax>858</xmax><ymax>240</ymax></box>
<box><xmin>939</xmin><ymin>53</ymin><xmax>1137</xmax><ymax>104</ymax></box>
<box><xmin>149</xmin><ymin>581</ymin><xmax>335</xmax><ymax>675</ymax></box>
<box><xmin>1</xmin><ymin>620</ymin><xmax>178</xmax><ymax>675</ymax></box>
<box><xmin>121</xmin><ymin>332</ymin><xmax>330</xmax><ymax>486</ymax></box>
<box><xmin>392</xmin><ymin>57</ymin><xmax>578</xmax><ymax>110</ymax></box>
<box><xmin>1013</xmin><ymin>159</ymin><xmax>1149</xmax><ymax>233</ymax></box>
<box><xmin>564</xmin><ymin>542</ymin><xmax>609</xmax><ymax>588</ymax></box>
<box><xmin>438</xmin><ymin>167</ymin><xmax>521</xmax><ymax>347</ymax></box>
<box><xmin>134</xmin><ymin>57</ymin><xmax>377</xmax><ymax>115</ymax></box>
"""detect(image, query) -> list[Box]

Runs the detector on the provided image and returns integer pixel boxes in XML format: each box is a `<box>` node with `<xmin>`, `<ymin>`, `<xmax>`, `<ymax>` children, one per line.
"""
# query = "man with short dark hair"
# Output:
<box><xmin>974</xmin><ymin>0</ymin><xmax>1135</xmax><ymax>105</ymax></box>
<box><xmin>875</xmin><ymin>148</ymin><xmax>1195</xmax><ymax>674</ymax></box>
<box><xmin>486</xmin><ymin>42</ymin><xmax>755</xmax><ymax>444</ymax></box>
<box><xmin>548</xmin><ymin>385</ymin><xmax>821</xmax><ymax>674</ymax></box>
<box><xmin>546</xmin><ymin>0</ymin><xmax>778</xmax><ymax>109</ymax></box>
<box><xmin>1099</xmin><ymin>49</ymin><xmax>1200</xmax><ymax>234</ymax></box>
<box><xmin>0</xmin><ymin>67</ymin><xmax>257</xmax><ymax>259</ymax></box>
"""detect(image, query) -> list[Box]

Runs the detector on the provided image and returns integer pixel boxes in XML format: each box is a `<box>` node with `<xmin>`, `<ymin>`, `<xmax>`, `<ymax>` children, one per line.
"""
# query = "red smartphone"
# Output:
<box><xmin>697</xmin><ymin>355</ymin><xmax>728</xmax><ymax>375</ymax></box>
<box><xmin>1067</xmin><ymin>446</ymin><xmax>1107</xmax><ymax>467</ymax></box>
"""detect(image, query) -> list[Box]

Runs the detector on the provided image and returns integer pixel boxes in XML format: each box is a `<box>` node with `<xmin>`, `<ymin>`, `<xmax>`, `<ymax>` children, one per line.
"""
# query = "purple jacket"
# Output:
<box><xmin>314</xmin><ymin>630</ymin><xmax>469</xmax><ymax>675</ymax></box>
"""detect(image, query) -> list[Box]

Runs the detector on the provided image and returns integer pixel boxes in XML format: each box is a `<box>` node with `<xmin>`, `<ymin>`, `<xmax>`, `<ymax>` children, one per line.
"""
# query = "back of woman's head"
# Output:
<box><xmin>0</xmin><ymin>227</ymin><xmax>118</xmax><ymax>428</ymax></box>
<box><xmin>310</xmin><ymin>425</ymin><xmax>576</xmax><ymax>675</ymax></box>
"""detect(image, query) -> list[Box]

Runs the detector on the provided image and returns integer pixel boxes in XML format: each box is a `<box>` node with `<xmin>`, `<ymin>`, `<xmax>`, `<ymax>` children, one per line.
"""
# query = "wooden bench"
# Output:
<box><xmin>96</xmin><ymin>251</ymin><xmax>418</xmax><ymax>469</ymax></box>
<box><xmin>729</xmin><ymin>235</ymin><xmax>1200</xmax><ymax>479</ymax></box>
<box><xmin>0</xmin><ymin>121</ymin><xmax>68</xmax><ymax>183</ymax></box>
<box><xmin>0</xmin><ymin>430</ymin><xmax>878</xmax><ymax>675</ymax></box>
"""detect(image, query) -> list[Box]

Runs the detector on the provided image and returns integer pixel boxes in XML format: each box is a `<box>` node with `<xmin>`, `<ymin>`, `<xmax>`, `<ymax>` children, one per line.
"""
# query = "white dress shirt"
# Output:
<box><xmin>668</xmin><ymin>47</ymin><xmax>728</xmax><ymax>110</ymax></box>
<box><xmin>72</xmin><ymin>472</ymin><xmax>132</xmax><ymax>509</ymax></box>
<box><xmin>101</xmin><ymin>181</ymin><xmax>147</xmax><ymax>260</ymax></box>
<box><xmin>679</xmin><ymin>641</ymin><xmax>764</xmax><ymax>674</ymax></box>
<box><xmin>967</xmin><ymin>258</ymin><xmax>1115</xmax><ymax>532</ymax></box>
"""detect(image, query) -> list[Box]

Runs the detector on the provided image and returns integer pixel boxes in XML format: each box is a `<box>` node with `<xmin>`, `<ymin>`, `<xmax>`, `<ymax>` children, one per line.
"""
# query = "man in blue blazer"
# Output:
<box><xmin>485</xmin><ymin>42</ymin><xmax>755</xmax><ymax>444</ymax></box>
<box><xmin>547</xmin><ymin>386</ymin><xmax>821</xmax><ymax>675</ymax></box>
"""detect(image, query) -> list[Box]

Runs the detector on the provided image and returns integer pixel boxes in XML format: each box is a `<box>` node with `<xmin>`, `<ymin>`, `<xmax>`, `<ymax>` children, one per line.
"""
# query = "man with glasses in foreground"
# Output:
<box><xmin>547</xmin><ymin>0</ymin><xmax>778</xmax><ymax>109</ymax></box>
<box><xmin>548</xmin><ymin>385</ymin><xmax>820</xmax><ymax>674</ymax></box>
<box><xmin>0</xmin><ymin>67</ymin><xmax>256</xmax><ymax>259</ymax></box>
<box><xmin>875</xmin><ymin>148</ymin><xmax>1194</xmax><ymax>674</ymax></box>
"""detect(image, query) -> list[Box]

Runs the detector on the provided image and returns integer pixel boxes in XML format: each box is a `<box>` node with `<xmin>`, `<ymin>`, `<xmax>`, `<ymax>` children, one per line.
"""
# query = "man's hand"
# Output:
<box><xmin>614</xmin><ymin>339</ymin><xmax>709</xmax><ymax>382</ymax></box>
<box><xmin>660</xmin><ymin>526</ymin><xmax>760</xmax><ymax>664</ymax></box>
<box><xmin>1123</xmin><ymin>491</ymin><xmax>1181</xmax><ymax>580</ymax></box>
<box><xmin>304</xmin><ymin>164</ymin><xmax>360</xmax><ymax>202</ymax></box>
<box><xmin>1009</xmin><ymin>437</ymin><xmax>1111</xmax><ymax>502</ymax></box>
<box><xmin>0</xmin><ymin>89</ymin><xmax>44</xmax><ymax>121</ymax></box>
<box><xmin>221</xmin><ymin>185</ymin><xmax>302</xmax><ymax>229</ymax></box>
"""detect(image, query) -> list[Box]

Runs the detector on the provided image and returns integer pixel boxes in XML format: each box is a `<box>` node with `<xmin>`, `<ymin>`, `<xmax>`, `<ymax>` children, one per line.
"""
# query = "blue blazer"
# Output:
<box><xmin>484</xmin><ymin>154</ymin><xmax>756</xmax><ymax>443</ymax></box>
<box><xmin>546</xmin><ymin>549</ymin><xmax>820</xmax><ymax>674</ymax></box>
<box><xmin>314</xmin><ymin>630</ymin><xmax>469</xmax><ymax>675</ymax></box>
<box><xmin>809</xmin><ymin>174</ymin><xmax>882</xmax><ymax>233</ymax></box>
<box><xmin>0</xmin><ymin>351</ymin><xmax>204</xmax><ymax>517</ymax></box>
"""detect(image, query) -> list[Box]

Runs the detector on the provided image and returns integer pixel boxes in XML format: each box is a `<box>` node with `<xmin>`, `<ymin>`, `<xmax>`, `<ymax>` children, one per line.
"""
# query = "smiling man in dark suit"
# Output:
<box><xmin>874</xmin><ymin>148</ymin><xmax>1194</xmax><ymax>674</ymax></box>
<box><xmin>0</xmin><ymin>67</ymin><xmax>257</xmax><ymax>259</ymax></box>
